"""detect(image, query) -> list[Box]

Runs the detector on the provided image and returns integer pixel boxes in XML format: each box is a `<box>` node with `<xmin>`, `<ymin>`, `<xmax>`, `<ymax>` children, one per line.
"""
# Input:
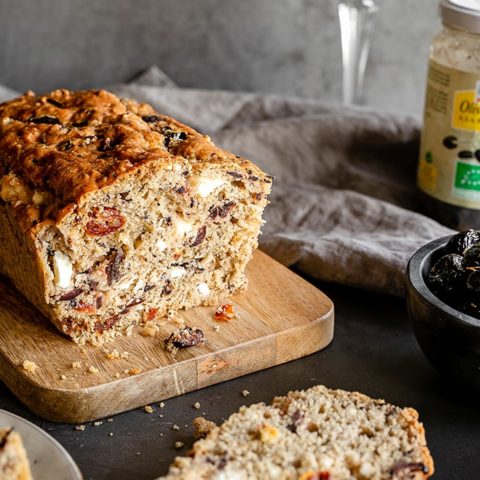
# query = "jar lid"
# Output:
<box><xmin>441</xmin><ymin>0</ymin><xmax>480</xmax><ymax>33</ymax></box>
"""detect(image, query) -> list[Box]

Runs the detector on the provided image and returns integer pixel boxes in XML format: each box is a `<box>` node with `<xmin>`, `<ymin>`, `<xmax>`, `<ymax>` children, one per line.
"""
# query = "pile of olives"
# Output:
<box><xmin>426</xmin><ymin>229</ymin><xmax>480</xmax><ymax>318</ymax></box>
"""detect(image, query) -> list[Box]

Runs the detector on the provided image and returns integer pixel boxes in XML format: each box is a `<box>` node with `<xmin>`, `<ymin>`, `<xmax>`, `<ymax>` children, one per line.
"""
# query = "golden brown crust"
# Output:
<box><xmin>402</xmin><ymin>407</ymin><xmax>435</xmax><ymax>479</ymax></box>
<box><xmin>0</xmin><ymin>89</ymin><xmax>264</xmax><ymax>230</ymax></box>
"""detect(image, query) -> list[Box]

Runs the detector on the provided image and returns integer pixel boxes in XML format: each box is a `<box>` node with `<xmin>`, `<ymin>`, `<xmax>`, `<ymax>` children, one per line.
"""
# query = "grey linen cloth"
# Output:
<box><xmin>112</xmin><ymin>67</ymin><xmax>453</xmax><ymax>296</ymax></box>
<box><xmin>0</xmin><ymin>67</ymin><xmax>454</xmax><ymax>296</ymax></box>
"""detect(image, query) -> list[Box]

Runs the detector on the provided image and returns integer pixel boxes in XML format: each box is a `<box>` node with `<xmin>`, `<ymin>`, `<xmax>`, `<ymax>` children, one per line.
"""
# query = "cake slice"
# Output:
<box><xmin>0</xmin><ymin>429</ymin><xmax>32</xmax><ymax>480</ymax></box>
<box><xmin>0</xmin><ymin>89</ymin><xmax>271</xmax><ymax>343</ymax></box>
<box><xmin>161</xmin><ymin>385</ymin><xmax>434</xmax><ymax>480</ymax></box>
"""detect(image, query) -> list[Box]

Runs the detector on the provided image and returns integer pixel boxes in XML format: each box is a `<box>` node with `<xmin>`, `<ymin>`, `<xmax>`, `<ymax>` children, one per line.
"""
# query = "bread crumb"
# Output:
<box><xmin>193</xmin><ymin>417</ymin><xmax>217</xmax><ymax>439</ymax></box>
<box><xmin>60</xmin><ymin>374</ymin><xmax>67</xmax><ymax>380</ymax></box>
<box><xmin>114</xmin><ymin>373</ymin><xmax>121</xmax><ymax>378</ymax></box>
<box><xmin>242</xmin><ymin>389</ymin><xmax>250</xmax><ymax>397</ymax></box>
<box><xmin>71</xmin><ymin>361</ymin><xmax>82</xmax><ymax>368</ymax></box>
<box><xmin>193</xmin><ymin>402</ymin><xmax>201</xmax><ymax>410</ymax></box>
<box><xmin>213</xmin><ymin>325</ymin><xmax>220</xmax><ymax>332</ymax></box>
<box><xmin>172</xmin><ymin>424</ymin><xmax>180</xmax><ymax>431</ymax></box>
<box><xmin>75</xmin><ymin>425</ymin><xmax>86</xmax><ymax>431</ymax></box>
<box><xmin>107</xmin><ymin>418</ymin><xmax>114</xmax><ymax>423</ymax></box>
<box><xmin>174</xmin><ymin>441</ymin><xmax>184</xmax><ymax>449</ymax></box>
<box><xmin>121</xmin><ymin>351</ymin><xmax>130</xmax><ymax>359</ymax></box>
<box><xmin>140</xmin><ymin>321</ymin><xmax>159</xmax><ymax>337</ymax></box>
<box><xmin>22</xmin><ymin>360</ymin><xmax>38</xmax><ymax>372</ymax></box>
<box><xmin>214</xmin><ymin>303</ymin><xmax>238</xmax><ymax>322</ymax></box>
<box><xmin>144</xmin><ymin>405</ymin><xmax>154</xmax><ymax>414</ymax></box>
<box><xmin>93</xmin><ymin>421</ymin><xmax>103</xmax><ymax>426</ymax></box>
<box><xmin>105</xmin><ymin>349</ymin><xmax>120</xmax><ymax>360</ymax></box>
<box><xmin>108</xmin><ymin>432</ymin><xmax>114</xmax><ymax>437</ymax></box>
<box><xmin>164</xmin><ymin>326</ymin><xmax>205</xmax><ymax>353</ymax></box>
<box><xmin>128</xmin><ymin>368</ymin><xmax>141</xmax><ymax>376</ymax></box>
<box><xmin>159</xmin><ymin>402</ymin><xmax>165</xmax><ymax>408</ymax></box>
<box><xmin>88</xmin><ymin>365</ymin><xmax>99</xmax><ymax>374</ymax></box>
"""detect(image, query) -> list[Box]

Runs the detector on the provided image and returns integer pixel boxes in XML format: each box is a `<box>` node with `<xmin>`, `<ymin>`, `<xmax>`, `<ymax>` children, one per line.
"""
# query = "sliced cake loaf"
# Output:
<box><xmin>0</xmin><ymin>89</ymin><xmax>271</xmax><ymax>343</ymax></box>
<box><xmin>0</xmin><ymin>429</ymin><xmax>32</xmax><ymax>480</ymax></box>
<box><xmin>161</xmin><ymin>385</ymin><xmax>434</xmax><ymax>480</ymax></box>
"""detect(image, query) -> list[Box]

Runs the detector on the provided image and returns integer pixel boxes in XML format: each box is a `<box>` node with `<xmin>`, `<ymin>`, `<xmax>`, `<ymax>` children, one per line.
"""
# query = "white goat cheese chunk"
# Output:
<box><xmin>156</xmin><ymin>239</ymin><xmax>168</xmax><ymax>251</ymax></box>
<box><xmin>197</xmin><ymin>282</ymin><xmax>210</xmax><ymax>296</ymax></box>
<box><xmin>174</xmin><ymin>217</ymin><xmax>193</xmax><ymax>237</ymax></box>
<box><xmin>170</xmin><ymin>267</ymin><xmax>186</xmax><ymax>279</ymax></box>
<box><xmin>196</xmin><ymin>177</ymin><xmax>224</xmax><ymax>198</ymax></box>
<box><xmin>53</xmin><ymin>251</ymin><xmax>74</xmax><ymax>289</ymax></box>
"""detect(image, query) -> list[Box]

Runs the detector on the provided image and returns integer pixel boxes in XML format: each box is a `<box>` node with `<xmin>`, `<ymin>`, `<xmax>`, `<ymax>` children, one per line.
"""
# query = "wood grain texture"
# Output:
<box><xmin>0</xmin><ymin>250</ymin><xmax>334</xmax><ymax>423</ymax></box>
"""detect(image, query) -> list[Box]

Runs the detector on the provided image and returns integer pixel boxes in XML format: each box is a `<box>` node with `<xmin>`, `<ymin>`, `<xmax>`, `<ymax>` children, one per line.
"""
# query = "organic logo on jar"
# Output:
<box><xmin>454</xmin><ymin>162</ymin><xmax>480</xmax><ymax>192</ymax></box>
<box><xmin>443</xmin><ymin>136</ymin><xmax>480</xmax><ymax>196</ymax></box>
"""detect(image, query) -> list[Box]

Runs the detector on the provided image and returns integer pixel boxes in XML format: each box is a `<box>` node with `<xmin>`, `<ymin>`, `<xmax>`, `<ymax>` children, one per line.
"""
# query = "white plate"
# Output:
<box><xmin>0</xmin><ymin>409</ymin><xmax>83</xmax><ymax>480</ymax></box>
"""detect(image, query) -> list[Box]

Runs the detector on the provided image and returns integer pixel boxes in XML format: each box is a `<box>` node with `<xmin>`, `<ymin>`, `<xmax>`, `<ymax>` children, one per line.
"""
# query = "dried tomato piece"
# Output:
<box><xmin>94</xmin><ymin>314</ymin><xmax>120</xmax><ymax>333</ymax></box>
<box><xmin>214</xmin><ymin>303</ymin><xmax>238</xmax><ymax>322</ymax></box>
<box><xmin>86</xmin><ymin>207</ymin><xmax>125</xmax><ymax>236</ymax></box>
<box><xmin>146</xmin><ymin>308</ymin><xmax>159</xmax><ymax>321</ymax></box>
<box><xmin>299</xmin><ymin>472</ymin><xmax>331</xmax><ymax>480</ymax></box>
<box><xmin>74</xmin><ymin>300</ymin><xmax>96</xmax><ymax>314</ymax></box>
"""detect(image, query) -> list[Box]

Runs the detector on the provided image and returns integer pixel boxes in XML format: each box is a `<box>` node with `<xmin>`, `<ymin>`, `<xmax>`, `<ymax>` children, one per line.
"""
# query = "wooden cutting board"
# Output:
<box><xmin>0</xmin><ymin>250</ymin><xmax>334</xmax><ymax>423</ymax></box>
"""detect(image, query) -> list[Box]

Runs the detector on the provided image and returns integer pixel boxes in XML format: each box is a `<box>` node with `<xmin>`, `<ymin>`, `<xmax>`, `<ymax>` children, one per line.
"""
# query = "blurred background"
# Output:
<box><xmin>0</xmin><ymin>0</ymin><xmax>439</xmax><ymax>114</ymax></box>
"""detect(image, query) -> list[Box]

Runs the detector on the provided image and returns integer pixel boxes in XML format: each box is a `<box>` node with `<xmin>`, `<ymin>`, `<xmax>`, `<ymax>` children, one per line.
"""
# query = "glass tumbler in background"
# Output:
<box><xmin>338</xmin><ymin>0</ymin><xmax>379</xmax><ymax>105</ymax></box>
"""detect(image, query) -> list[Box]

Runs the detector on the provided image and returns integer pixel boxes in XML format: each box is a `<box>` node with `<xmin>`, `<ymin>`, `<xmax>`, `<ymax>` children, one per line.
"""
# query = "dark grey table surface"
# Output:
<box><xmin>1</xmin><ymin>278</ymin><xmax>478</xmax><ymax>480</ymax></box>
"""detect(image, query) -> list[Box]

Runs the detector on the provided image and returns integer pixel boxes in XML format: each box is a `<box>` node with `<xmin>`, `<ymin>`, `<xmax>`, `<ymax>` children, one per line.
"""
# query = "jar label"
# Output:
<box><xmin>418</xmin><ymin>59</ymin><xmax>480</xmax><ymax>209</ymax></box>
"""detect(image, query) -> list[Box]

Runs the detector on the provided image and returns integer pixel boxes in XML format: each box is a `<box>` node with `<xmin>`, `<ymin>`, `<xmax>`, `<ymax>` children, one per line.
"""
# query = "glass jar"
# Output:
<box><xmin>418</xmin><ymin>1</ymin><xmax>480</xmax><ymax>229</ymax></box>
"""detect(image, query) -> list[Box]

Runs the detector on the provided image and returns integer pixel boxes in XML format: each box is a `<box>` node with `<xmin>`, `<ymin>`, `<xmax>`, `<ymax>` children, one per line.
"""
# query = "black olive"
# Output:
<box><xmin>443</xmin><ymin>136</ymin><xmax>457</xmax><ymax>149</ymax></box>
<box><xmin>457</xmin><ymin>299</ymin><xmax>480</xmax><ymax>318</ymax></box>
<box><xmin>46</xmin><ymin>98</ymin><xmax>64</xmax><ymax>108</ymax></box>
<box><xmin>161</xmin><ymin>126</ymin><xmax>187</xmax><ymax>147</ymax></box>
<box><xmin>466</xmin><ymin>270</ymin><xmax>480</xmax><ymax>294</ymax></box>
<box><xmin>427</xmin><ymin>253</ymin><xmax>466</xmax><ymax>300</ymax></box>
<box><xmin>458</xmin><ymin>150</ymin><xmax>473</xmax><ymax>159</ymax></box>
<box><xmin>142</xmin><ymin>115</ymin><xmax>162</xmax><ymax>123</ymax></box>
<box><xmin>98</xmin><ymin>137</ymin><xmax>118</xmax><ymax>152</ymax></box>
<box><xmin>464</xmin><ymin>245</ymin><xmax>480</xmax><ymax>269</ymax></box>
<box><xmin>73</xmin><ymin>120</ymin><xmax>89</xmax><ymax>127</ymax></box>
<box><xmin>446</xmin><ymin>229</ymin><xmax>480</xmax><ymax>255</ymax></box>
<box><xmin>29</xmin><ymin>115</ymin><xmax>61</xmax><ymax>125</ymax></box>
<box><xmin>57</xmin><ymin>140</ymin><xmax>73</xmax><ymax>151</ymax></box>
<box><xmin>475</xmin><ymin>150</ymin><xmax>480</xmax><ymax>162</ymax></box>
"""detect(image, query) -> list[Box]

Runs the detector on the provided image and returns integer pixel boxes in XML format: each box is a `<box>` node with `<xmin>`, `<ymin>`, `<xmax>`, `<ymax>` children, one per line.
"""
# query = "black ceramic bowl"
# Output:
<box><xmin>406</xmin><ymin>234</ymin><xmax>480</xmax><ymax>389</ymax></box>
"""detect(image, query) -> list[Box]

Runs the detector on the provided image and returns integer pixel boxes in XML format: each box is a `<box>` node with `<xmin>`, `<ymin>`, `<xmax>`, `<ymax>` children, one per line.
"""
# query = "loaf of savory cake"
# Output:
<box><xmin>161</xmin><ymin>385</ymin><xmax>434</xmax><ymax>480</ymax></box>
<box><xmin>0</xmin><ymin>89</ymin><xmax>271</xmax><ymax>343</ymax></box>
<box><xmin>0</xmin><ymin>428</ymin><xmax>32</xmax><ymax>480</ymax></box>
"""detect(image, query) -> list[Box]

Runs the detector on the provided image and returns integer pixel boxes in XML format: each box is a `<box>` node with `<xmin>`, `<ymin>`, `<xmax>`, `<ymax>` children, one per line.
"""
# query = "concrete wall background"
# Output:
<box><xmin>0</xmin><ymin>0</ymin><xmax>440</xmax><ymax>114</ymax></box>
